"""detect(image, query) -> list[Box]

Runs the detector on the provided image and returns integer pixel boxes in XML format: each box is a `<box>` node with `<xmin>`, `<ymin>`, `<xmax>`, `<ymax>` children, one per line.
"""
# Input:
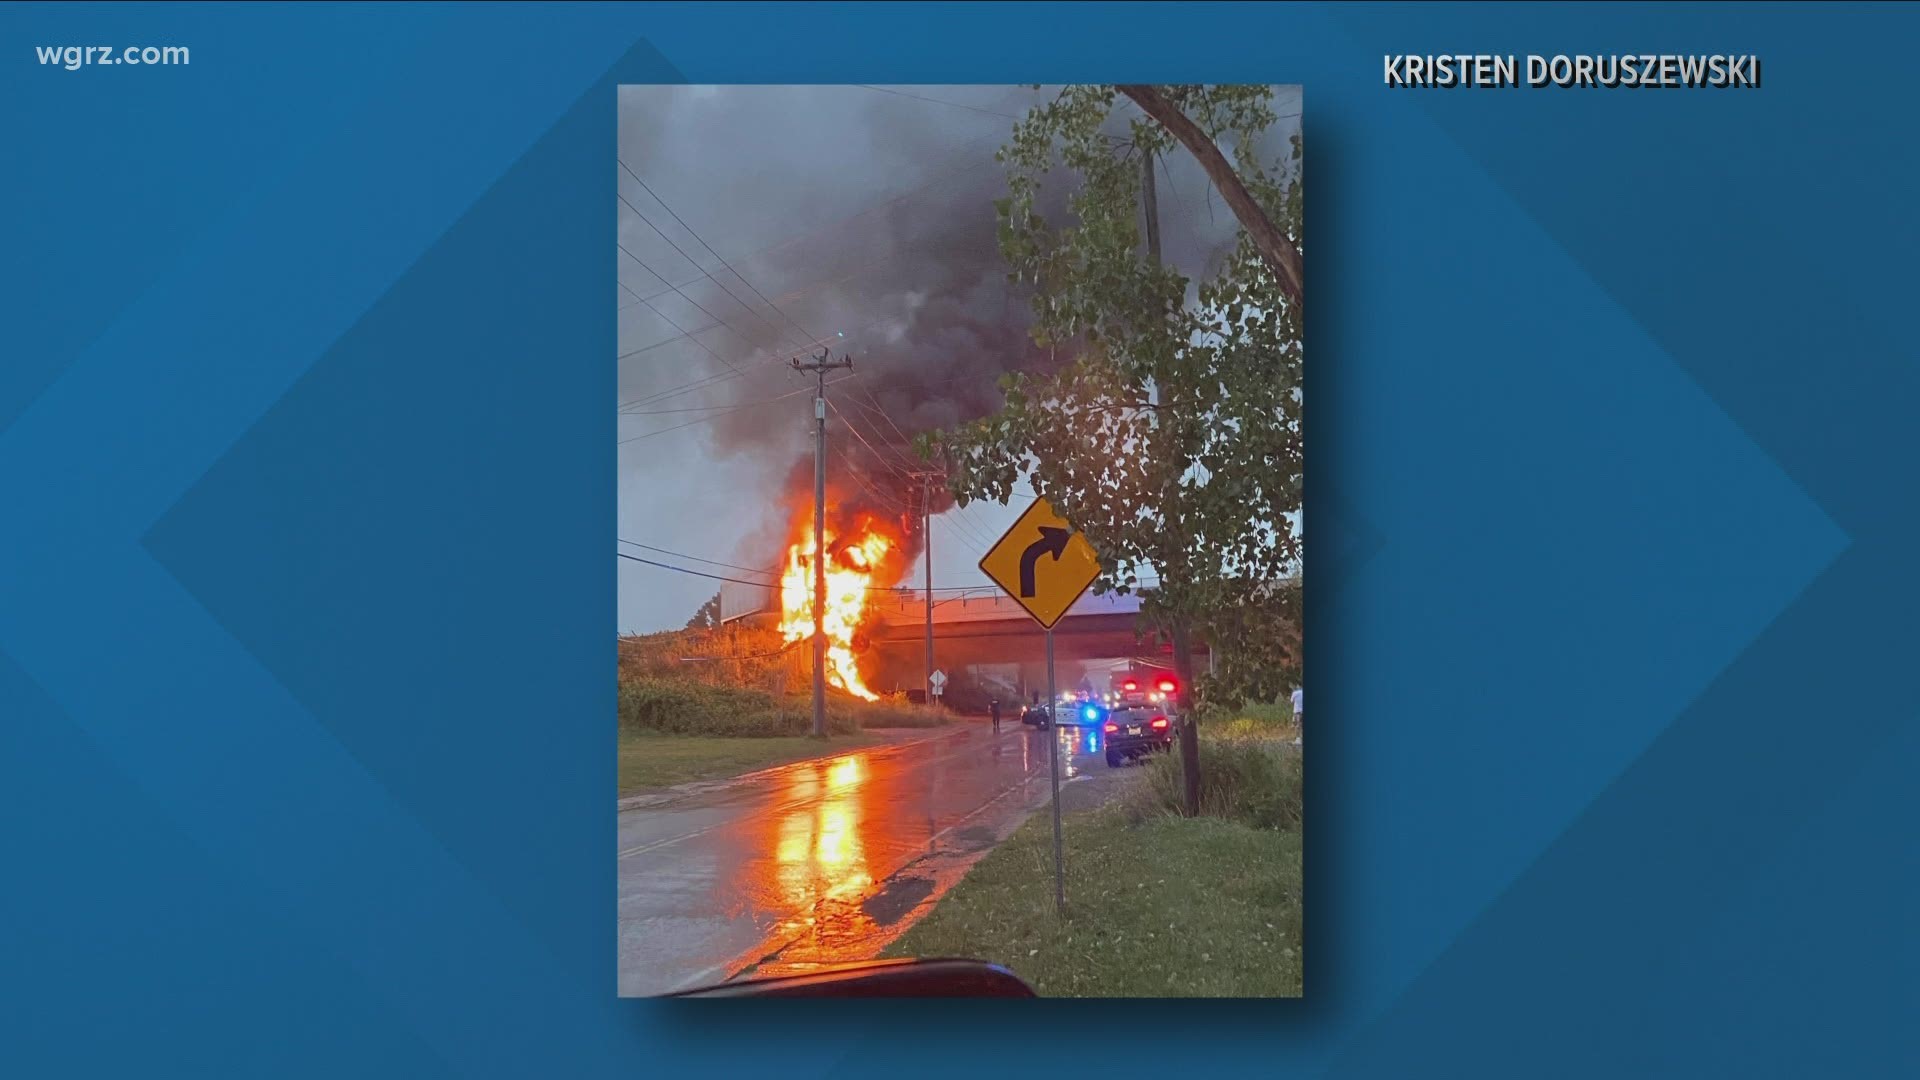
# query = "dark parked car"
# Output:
<box><xmin>1102</xmin><ymin>704</ymin><xmax>1174</xmax><ymax>766</ymax></box>
<box><xmin>1020</xmin><ymin>703</ymin><xmax>1053</xmax><ymax>729</ymax></box>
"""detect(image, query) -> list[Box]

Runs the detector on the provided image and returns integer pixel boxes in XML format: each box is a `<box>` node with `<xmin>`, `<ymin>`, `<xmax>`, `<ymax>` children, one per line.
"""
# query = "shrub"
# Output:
<box><xmin>1196</xmin><ymin>698</ymin><xmax>1295</xmax><ymax>738</ymax></box>
<box><xmin>618</xmin><ymin>678</ymin><xmax>856</xmax><ymax>737</ymax></box>
<box><xmin>617</xmin><ymin>676</ymin><xmax>948</xmax><ymax>736</ymax></box>
<box><xmin>1129</xmin><ymin>734</ymin><xmax>1301</xmax><ymax>831</ymax></box>
<box><xmin>842</xmin><ymin>696</ymin><xmax>949</xmax><ymax>729</ymax></box>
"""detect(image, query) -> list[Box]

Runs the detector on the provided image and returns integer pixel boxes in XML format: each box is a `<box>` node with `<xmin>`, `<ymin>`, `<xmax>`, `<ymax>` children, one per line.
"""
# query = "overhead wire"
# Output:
<box><xmin>617</xmin><ymin>539</ymin><xmax>778</xmax><ymax>578</ymax></box>
<box><xmin>618</xmin><ymin>306</ymin><xmax>915</xmax><ymax>413</ymax></box>
<box><xmin>617</xmin><ymin>551</ymin><xmax>777</xmax><ymax>588</ymax></box>
<box><xmin>618</xmin><ymin>233</ymin><xmax>798</xmax><ymax>378</ymax></box>
<box><xmin>619</xmin><ymin>158</ymin><xmax>820</xmax><ymax>349</ymax></box>
<box><xmin>849</xmin><ymin>84</ymin><xmax>1027</xmax><ymax>123</ymax></box>
<box><xmin>825</xmin><ymin>397</ymin><xmax>914</xmax><ymax>480</ymax></box>
<box><xmin>618</xmin><ymin>191</ymin><xmax>796</xmax><ymax>352</ymax></box>
<box><xmin>618</xmin><ymin>548</ymin><xmax>1012</xmax><ymax>594</ymax></box>
<box><xmin>619</xmin><ymin>373</ymin><xmax>856</xmax><ymax>444</ymax></box>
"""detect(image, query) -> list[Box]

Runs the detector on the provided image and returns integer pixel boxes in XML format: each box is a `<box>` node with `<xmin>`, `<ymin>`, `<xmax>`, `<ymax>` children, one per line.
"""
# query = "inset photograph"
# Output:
<box><xmin>616</xmin><ymin>84</ymin><xmax>1302</xmax><ymax>998</ymax></box>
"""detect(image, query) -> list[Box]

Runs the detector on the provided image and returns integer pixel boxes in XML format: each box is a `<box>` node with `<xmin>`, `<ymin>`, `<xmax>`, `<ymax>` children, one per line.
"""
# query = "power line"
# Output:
<box><xmin>945</xmin><ymin>505</ymin><xmax>1000</xmax><ymax>552</ymax></box>
<box><xmin>616</xmin><ymin>303</ymin><xmax>906</xmax><ymax>411</ymax></box>
<box><xmin>619</xmin><ymin>158</ymin><xmax>820</xmax><ymax>348</ymax></box>
<box><xmin>619</xmin><ymin>373</ymin><xmax>855</xmax><ymax>444</ymax></box>
<box><xmin>617</xmin><ymin>539</ymin><xmax>778</xmax><ymax>578</ymax></box>
<box><xmin>616</xmin><ymin>223</ymin><xmax>1001</xmax><ymax>396</ymax></box>
<box><xmin>618</xmin><ymin>241</ymin><xmax>763</xmax><ymax>375</ymax></box>
<box><xmin>614</xmin><ymin>299</ymin><xmax>913</xmax><ymax>413</ymax></box>
<box><xmin>621</xmin><ymin>372</ymin><xmax>842</xmax><ymax>417</ymax></box>
<box><xmin>616</xmin><ymin>305</ymin><xmax>912</xmax><ymax>413</ymax></box>
<box><xmin>831</xmin><ymin>443</ymin><xmax>911</xmax><ymax>515</ymax></box>
<box><xmin>617</xmin><ymin>547</ymin><xmax>1004</xmax><ymax>595</ymax></box>
<box><xmin>948</xmin><ymin>500</ymin><xmax>1004</xmax><ymax>552</ymax></box>
<box><xmin>618</xmin><ymin>359</ymin><xmax>762</xmax><ymax>409</ymax></box>
<box><xmin>934</xmin><ymin>511</ymin><xmax>988</xmax><ymax>557</ymax></box>
<box><xmin>619</xmin><ymin>246</ymin><xmax>869</xmax><ymax>417</ymax></box>
<box><xmin>825</xmin><ymin>397</ymin><xmax>916</xmax><ymax>480</ymax></box>
<box><xmin>624</xmin><ymin>122</ymin><xmax>1006</xmax><ymax>310</ymax></box>
<box><xmin>617</xmin><ymin>551</ymin><xmax>777</xmax><ymax>588</ymax></box>
<box><xmin>622</xmin><ymin>393</ymin><xmax>805</xmax><ymax>417</ymax></box>
<box><xmin>617</xmin><ymin>330</ymin><xmax>725</xmax><ymax>363</ymax></box>
<box><xmin>841</xmin><ymin>388</ymin><xmax>928</xmax><ymax>475</ymax></box>
<box><xmin>851</xmin><ymin>84</ymin><xmax>1026</xmax><ymax>123</ymax></box>
<box><xmin>618</xmin><ymin>190</ymin><xmax>796</xmax><ymax>351</ymax></box>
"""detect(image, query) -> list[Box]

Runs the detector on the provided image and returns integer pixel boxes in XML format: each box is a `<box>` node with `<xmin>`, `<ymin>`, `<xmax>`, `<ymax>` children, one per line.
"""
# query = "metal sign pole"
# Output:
<box><xmin>1046</xmin><ymin>628</ymin><xmax>1064</xmax><ymax>912</ymax></box>
<box><xmin>974</xmin><ymin>495</ymin><xmax>1099</xmax><ymax>918</ymax></box>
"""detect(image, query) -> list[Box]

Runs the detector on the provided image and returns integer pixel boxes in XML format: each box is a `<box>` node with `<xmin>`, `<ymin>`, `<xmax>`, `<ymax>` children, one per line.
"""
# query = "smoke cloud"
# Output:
<box><xmin>616</xmin><ymin>85</ymin><xmax>1297</xmax><ymax>625</ymax></box>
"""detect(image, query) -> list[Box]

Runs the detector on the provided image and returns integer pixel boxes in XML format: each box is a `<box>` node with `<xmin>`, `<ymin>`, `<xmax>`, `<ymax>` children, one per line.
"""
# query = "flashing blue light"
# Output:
<box><xmin>1082</xmin><ymin>705</ymin><xmax>1098</xmax><ymax>722</ymax></box>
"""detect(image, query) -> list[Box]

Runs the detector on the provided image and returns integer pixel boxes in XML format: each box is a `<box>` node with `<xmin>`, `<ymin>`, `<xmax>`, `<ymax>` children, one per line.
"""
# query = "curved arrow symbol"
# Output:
<box><xmin>1019</xmin><ymin>526</ymin><xmax>1071</xmax><ymax>597</ymax></box>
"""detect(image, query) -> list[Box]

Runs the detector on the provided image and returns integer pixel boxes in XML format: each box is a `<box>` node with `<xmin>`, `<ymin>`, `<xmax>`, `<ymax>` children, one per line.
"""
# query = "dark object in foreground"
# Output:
<box><xmin>668</xmin><ymin>958</ymin><xmax>1037</xmax><ymax>998</ymax></box>
<box><xmin>1020</xmin><ymin>703</ymin><xmax>1053</xmax><ymax>729</ymax></box>
<box><xmin>1103</xmin><ymin>705</ymin><xmax>1174</xmax><ymax>767</ymax></box>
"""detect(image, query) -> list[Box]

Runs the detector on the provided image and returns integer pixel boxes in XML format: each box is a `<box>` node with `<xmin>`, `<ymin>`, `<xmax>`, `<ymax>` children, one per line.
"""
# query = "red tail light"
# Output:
<box><xmin>1103</xmin><ymin>722</ymin><xmax>1119</xmax><ymax>734</ymax></box>
<box><xmin>1157</xmin><ymin>678</ymin><xmax>1177</xmax><ymax>694</ymax></box>
<box><xmin>1150</xmin><ymin>716</ymin><xmax>1170</xmax><ymax>730</ymax></box>
<box><xmin>1122</xmin><ymin>680</ymin><xmax>1138</xmax><ymax>692</ymax></box>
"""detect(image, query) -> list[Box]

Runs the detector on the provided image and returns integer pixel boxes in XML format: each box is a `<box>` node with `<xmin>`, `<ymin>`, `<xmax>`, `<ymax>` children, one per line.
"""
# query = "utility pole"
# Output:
<box><xmin>906</xmin><ymin>470</ymin><xmax>941</xmax><ymax>710</ymax></box>
<box><xmin>1046</xmin><ymin>627</ymin><xmax>1063</xmax><ymax>912</ymax></box>
<box><xmin>791</xmin><ymin>348</ymin><xmax>854</xmax><ymax>737</ymax></box>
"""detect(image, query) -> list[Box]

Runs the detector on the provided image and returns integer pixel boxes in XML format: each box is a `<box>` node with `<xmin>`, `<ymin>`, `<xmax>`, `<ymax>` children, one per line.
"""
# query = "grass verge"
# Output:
<box><xmin>1200</xmin><ymin>698</ymin><xmax>1298</xmax><ymax>739</ymax></box>
<box><xmin>616</xmin><ymin>677</ymin><xmax>949</xmax><ymax>794</ymax></box>
<box><xmin>883</xmin><ymin>802</ymin><xmax>1302</xmax><ymax>997</ymax></box>
<box><xmin>618</xmin><ymin>730</ymin><xmax>882</xmax><ymax>795</ymax></box>
<box><xmin>618</xmin><ymin>677</ymin><xmax>948</xmax><ymax>737</ymax></box>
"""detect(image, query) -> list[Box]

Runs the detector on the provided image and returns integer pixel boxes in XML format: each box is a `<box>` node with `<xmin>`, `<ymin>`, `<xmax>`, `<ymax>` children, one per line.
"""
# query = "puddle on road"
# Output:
<box><xmin>710</xmin><ymin>725</ymin><xmax>1130</xmax><ymax>985</ymax></box>
<box><xmin>951</xmin><ymin>824</ymin><xmax>998</xmax><ymax>852</ymax></box>
<box><xmin>860</xmin><ymin>875</ymin><xmax>935</xmax><ymax>926</ymax></box>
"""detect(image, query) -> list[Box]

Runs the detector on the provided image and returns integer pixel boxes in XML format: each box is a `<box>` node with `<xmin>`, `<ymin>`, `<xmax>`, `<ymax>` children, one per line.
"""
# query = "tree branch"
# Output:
<box><xmin>1116</xmin><ymin>84</ymin><xmax>1303</xmax><ymax>305</ymax></box>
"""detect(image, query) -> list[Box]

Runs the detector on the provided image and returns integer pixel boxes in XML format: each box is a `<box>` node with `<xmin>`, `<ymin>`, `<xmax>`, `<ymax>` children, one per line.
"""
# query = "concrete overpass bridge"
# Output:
<box><xmin>721</xmin><ymin>580</ymin><xmax>1207</xmax><ymax>700</ymax></box>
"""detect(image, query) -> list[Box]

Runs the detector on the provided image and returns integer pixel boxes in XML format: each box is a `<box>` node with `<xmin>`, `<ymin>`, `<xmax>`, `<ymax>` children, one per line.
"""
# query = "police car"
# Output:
<box><xmin>1101</xmin><ymin>676</ymin><xmax>1178</xmax><ymax>766</ymax></box>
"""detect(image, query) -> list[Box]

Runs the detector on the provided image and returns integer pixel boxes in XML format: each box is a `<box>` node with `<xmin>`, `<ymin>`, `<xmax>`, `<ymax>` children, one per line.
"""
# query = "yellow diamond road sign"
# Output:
<box><xmin>978</xmin><ymin>497</ymin><xmax>1102</xmax><ymax>630</ymax></box>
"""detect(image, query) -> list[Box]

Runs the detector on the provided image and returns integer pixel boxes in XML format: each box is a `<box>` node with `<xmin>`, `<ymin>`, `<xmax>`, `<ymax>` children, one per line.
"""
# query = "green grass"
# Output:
<box><xmin>617</xmin><ymin>677</ymin><xmax>948</xmax><ymax>737</ymax></box>
<box><xmin>884</xmin><ymin>805</ymin><xmax>1302</xmax><ymax>997</ymax></box>
<box><xmin>1201</xmin><ymin>699</ymin><xmax>1297</xmax><ymax>739</ymax></box>
<box><xmin>618</xmin><ymin>730</ymin><xmax>883</xmax><ymax>795</ymax></box>
<box><xmin>614</xmin><ymin>677</ymin><xmax>949</xmax><ymax>794</ymax></box>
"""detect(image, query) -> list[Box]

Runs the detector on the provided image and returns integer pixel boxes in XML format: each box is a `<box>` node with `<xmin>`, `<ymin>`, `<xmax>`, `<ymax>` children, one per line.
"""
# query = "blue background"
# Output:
<box><xmin>2</xmin><ymin>2</ymin><xmax>1913</xmax><ymax>1075</ymax></box>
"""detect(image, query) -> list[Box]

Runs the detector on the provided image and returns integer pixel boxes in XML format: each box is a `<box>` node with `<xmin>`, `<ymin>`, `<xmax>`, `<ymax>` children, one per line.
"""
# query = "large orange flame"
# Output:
<box><xmin>778</xmin><ymin>510</ymin><xmax>900</xmax><ymax>701</ymax></box>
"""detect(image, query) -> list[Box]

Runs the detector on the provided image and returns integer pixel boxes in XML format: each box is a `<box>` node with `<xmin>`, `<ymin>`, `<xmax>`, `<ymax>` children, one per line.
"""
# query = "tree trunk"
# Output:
<box><xmin>1115</xmin><ymin>84</ymin><xmax>1303</xmax><ymax>305</ymax></box>
<box><xmin>1170</xmin><ymin>618</ymin><xmax>1201</xmax><ymax>817</ymax></box>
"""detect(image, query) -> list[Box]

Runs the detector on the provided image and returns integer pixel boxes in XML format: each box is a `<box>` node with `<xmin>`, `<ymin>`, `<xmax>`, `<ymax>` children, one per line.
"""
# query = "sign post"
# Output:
<box><xmin>1045</xmin><ymin>628</ymin><xmax>1063</xmax><ymax>912</ymax></box>
<box><xmin>978</xmin><ymin>497</ymin><xmax>1102</xmax><ymax>914</ymax></box>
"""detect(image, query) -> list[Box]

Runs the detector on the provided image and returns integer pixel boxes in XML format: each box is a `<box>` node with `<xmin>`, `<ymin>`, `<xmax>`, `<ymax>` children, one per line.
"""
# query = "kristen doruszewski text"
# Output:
<box><xmin>1384</xmin><ymin>54</ymin><xmax>1760</xmax><ymax>89</ymax></box>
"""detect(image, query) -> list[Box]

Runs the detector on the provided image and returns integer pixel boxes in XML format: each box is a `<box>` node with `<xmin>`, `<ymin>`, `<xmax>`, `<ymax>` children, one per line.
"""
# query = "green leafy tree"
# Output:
<box><xmin>924</xmin><ymin>85</ymin><xmax>1303</xmax><ymax>814</ymax></box>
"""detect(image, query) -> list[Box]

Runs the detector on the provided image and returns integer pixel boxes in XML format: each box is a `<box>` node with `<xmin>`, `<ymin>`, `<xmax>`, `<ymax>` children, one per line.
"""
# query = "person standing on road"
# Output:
<box><xmin>1290</xmin><ymin>684</ymin><xmax>1304</xmax><ymax>747</ymax></box>
<box><xmin>990</xmin><ymin>698</ymin><xmax>1001</xmax><ymax>733</ymax></box>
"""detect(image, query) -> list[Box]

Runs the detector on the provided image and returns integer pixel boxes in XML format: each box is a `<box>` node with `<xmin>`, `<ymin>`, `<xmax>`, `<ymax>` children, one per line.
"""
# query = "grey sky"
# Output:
<box><xmin>616</xmin><ymin>85</ymin><xmax>1301</xmax><ymax>634</ymax></box>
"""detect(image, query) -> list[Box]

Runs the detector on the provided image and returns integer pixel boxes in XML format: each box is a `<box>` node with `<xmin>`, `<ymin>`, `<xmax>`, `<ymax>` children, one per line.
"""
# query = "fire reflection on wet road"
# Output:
<box><xmin>616</xmin><ymin>719</ymin><xmax>1116</xmax><ymax>996</ymax></box>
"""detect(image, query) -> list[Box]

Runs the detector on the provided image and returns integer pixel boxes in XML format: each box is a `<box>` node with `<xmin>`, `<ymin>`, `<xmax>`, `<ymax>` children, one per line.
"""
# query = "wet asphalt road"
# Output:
<box><xmin>616</xmin><ymin>716</ymin><xmax>1133</xmax><ymax>996</ymax></box>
